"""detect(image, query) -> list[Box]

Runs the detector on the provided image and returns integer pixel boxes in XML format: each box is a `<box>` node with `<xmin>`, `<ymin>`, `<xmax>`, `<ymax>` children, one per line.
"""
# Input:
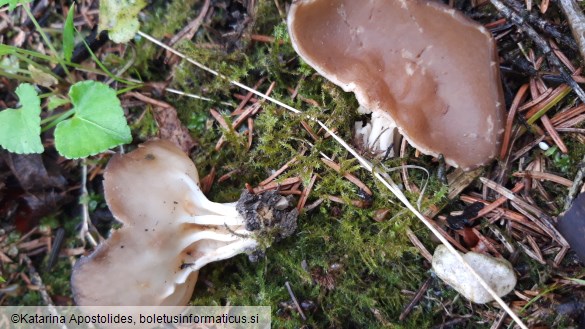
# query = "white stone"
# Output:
<box><xmin>431</xmin><ymin>245</ymin><xmax>517</xmax><ymax>304</ymax></box>
<box><xmin>538</xmin><ymin>141</ymin><xmax>550</xmax><ymax>151</ymax></box>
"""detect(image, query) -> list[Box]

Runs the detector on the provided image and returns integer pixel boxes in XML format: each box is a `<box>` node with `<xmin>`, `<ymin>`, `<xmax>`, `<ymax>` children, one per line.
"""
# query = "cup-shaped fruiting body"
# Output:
<box><xmin>288</xmin><ymin>0</ymin><xmax>506</xmax><ymax>170</ymax></box>
<box><xmin>71</xmin><ymin>140</ymin><xmax>298</xmax><ymax>306</ymax></box>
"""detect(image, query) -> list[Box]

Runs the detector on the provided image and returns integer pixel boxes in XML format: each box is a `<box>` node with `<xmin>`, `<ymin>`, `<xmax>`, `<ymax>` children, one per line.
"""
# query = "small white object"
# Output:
<box><xmin>538</xmin><ymin>141</ymin><xmax>550</xmax><ymax>151</ymax></box>
<box><xmin>353</xmin><ymin>109</ymin><xmax>398</xmax><ymax>155</ymax></box>
<box><xmin>354</xmin><ymin>121</ymin><xmax>372</xmax><ymax>147</ymax></box>
<box><xmin>432</xmin><ymin>244</ymin><xmax>517</xmax><ymax>304</ymax></box>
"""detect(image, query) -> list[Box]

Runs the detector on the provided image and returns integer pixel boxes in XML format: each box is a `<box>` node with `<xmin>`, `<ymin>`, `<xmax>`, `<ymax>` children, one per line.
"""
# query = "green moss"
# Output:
<box><xmin>192</xmin><ymin>205</ymin><xmax>435</xmax><ymax>327</ymax></box>
<box><xmin>135</xmin><ymin>0</ymin><xmax>204</xmax><ymax>80</ymax></box>
<box><xmin>2</xmin><ymin>253</ymin><xmax>72</xmax><ymax>306</ymax></box>
<box><xmin>40</xmin><ymin>260</ymin><xmax>73</xmax><ymax>301</ymax></box>
<box><xmin>131</xmin><ymin>105</ymin><xmax>159</xmax><ymax>141</ymax></box>
<box><xmin>159</xmin><ymin>1</ymin><xmax>445</xmax><ymax>327</ymax></box>
<box><xmin>15</xmin><ymin>291</ymin><xmax>43</xmax><ymax>306</ymax></box>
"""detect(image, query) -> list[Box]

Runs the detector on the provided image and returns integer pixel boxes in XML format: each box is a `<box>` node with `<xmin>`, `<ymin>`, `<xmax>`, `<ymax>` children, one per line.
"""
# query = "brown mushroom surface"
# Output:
<box><xmin>71</xmin><ymin>140</ymin><xmax>201</xmax><ymax>305</ymax></box>
<box><xmin>71</xmin><ymin>140</ymin><xmax>298</xmax><ymax>306</ymax></box>
<box><xmin>288</xmin><ymin>0</ymin><xmax>505</xmax><ymax>170</ymax></box>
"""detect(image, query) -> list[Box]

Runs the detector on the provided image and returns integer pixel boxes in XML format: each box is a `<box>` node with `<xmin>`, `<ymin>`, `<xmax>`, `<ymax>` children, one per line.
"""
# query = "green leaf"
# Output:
<box><xmin>0</xmin><ymin>0</ymin><xmax>33</xmax><ymax>11</ymax></box>
<box><xmin>47</xmin><ymin>96</ymin><xmax>70</xmax><ymax>111</ymax></box>
<box><xmin>28</xmin><ymin>64</ymin><xmax>58</xmax><ymax>87</ymax></box>
<box><xmin>98</xmin><ymin>0</ymin><xmax>146</xmax><ymax>43</ymax></box>
<box><xmin>0</xmin><ymin>55</ymin><xmax>19</xmax><ymax>74</ymax></box>
<box><xmin>54</xmin><ymin>81</ymin><xmax>132</xmax><ymax>158</ymax></box>
<box><xmin>0</xmin><ymin>44</ymin><xmax>15</xmax><ymax>56</ymax></box>
<box><xmin>63</xmin><ymin>3</ymin><xmax>75</xmax><ymax>62</ymax></box>
<box><xmin>565</xmin><ymin>277</ymin><xmax>585</xmax><ymax>285</ymax></box>
<box><xmin>544</xmin><ymin>145</ymin><xmax>558</xmax><ymax>157</ymax></box>
<box><xmin>0</xmin><ymin>83</ymin><xmax>43</xmax><ymax>154</ymax></box>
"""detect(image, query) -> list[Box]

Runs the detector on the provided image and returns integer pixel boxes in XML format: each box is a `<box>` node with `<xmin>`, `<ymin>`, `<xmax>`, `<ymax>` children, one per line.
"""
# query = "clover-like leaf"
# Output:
<box><xmin>55</xmin><ymin>81</ymin><xmax>132</xmax><ymax>158</ymax></box>
<box><xmin>99</xmin><ymin>0</ymin><xmax>146</xmax><ymax>43</ymax></box>
<box><xmin>0</xmin><ymin>83</ymin><xmax>43</xmax><ymax>154</ymax></box>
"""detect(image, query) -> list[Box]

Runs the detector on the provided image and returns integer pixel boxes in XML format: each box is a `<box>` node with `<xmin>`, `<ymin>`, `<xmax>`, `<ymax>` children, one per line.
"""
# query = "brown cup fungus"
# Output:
<box><xmin>288</xmin><ymin>0</ymin><xmax>506</xmax><ymax>170</ymax></box>
<box><xmin>71</xmin><ymin>140</ymin><xmax>297</xmax><ymax>306</ymax></box>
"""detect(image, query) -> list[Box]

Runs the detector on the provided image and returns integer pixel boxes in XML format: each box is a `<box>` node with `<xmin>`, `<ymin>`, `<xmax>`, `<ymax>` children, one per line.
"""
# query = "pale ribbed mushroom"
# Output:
<box><xmin>71</xmin><ymin>140</ymin><xmax>297</xmax><ymax>305</ymax></box>
<box><xmin>288</xmin><ymin>0</ymin><xmax>506</xmax><ymax>170</ymax></box>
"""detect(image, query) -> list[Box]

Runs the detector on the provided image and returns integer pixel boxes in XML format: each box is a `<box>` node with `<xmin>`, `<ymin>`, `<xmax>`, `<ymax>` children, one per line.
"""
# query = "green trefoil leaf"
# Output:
<box><xmin>55</xmin><ymin>81</ymin><xmax>132</xmax><ymax>158</ymax></box>
<box><xmin>99</xmin><ymin>0</ymin><xmax>147</xmax><ymax>43</ymax></box>
<box><xmin>0</xmin><ymin>83</ymin><xmax>43</xmax><ymax>154</ymax></box>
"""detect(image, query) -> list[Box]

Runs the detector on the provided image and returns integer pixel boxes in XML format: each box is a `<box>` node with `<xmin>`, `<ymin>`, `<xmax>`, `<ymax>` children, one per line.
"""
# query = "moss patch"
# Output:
<box><xmin>153</xmin><ymin>1</ymin><xmax>447</xmax><ymax>327</ymax></box>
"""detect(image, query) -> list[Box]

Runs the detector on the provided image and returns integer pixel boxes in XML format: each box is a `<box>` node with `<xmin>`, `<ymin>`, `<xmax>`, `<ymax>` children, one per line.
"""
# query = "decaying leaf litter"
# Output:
<box><xmin>1</xmin><ymin>0</ymin><xmax>585</xmax><ymax>327</ymax></box>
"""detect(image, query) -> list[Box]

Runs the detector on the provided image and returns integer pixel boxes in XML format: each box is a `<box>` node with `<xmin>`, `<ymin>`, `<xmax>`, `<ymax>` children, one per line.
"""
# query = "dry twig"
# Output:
<box><xmin>513</xmin><ymin>170</ymin><xmax>572</xmax><ymax>187</ymax></box>
<box><xmin>490</xmin><ymin>0</ymin><xmax>585</xmax><ymax>103</ymax></box>
<box><xmin>253</xmin><ymin>177</ymin><xmax>301</xmax><ymax>194</ymax></box>
<box><xmin>297</xmin><ymin>174</ymin><xmax>317</xmax><ymax>211</ymax></box>
<box><xmin>321</xmin><ymin>158</ymin><xmax>372</xmax><ymax>196</ymax></box>
<box><xmin>285</xmin><ymin>281</ymin><xmax>306</xmax><ymax>321</ymax></box>
<box><xmin>564</xmin><ymin>154</ymin><xmax>585</xmax><ymax>210</ymax></box>
<box><xmin>405</xmin><ymin>228</ymin><xmax>432</xmax><ymax>262</ymax></box>
<box><xmin>481</xmin><ymin>177</ymin><xmax>568</xmax><ymax>246</ymax></box>
<box><xmin>167</xmin><ymin>0</ymin><xmax>210</xmax><ymax>47</ymax></box>
<box><xmin>399</xmin><ymin>277</ymin><xmax>432</xmax><ymax>321</ymax></box>
<box><xmin>558</xmin><ymin>0</ymin><xmax>585</xmax><ymax>60</ymax></box>
<box><xmin>22</xmin><ymin>255</ymin><xmax>68</xmax><ymax>329</ymax></box>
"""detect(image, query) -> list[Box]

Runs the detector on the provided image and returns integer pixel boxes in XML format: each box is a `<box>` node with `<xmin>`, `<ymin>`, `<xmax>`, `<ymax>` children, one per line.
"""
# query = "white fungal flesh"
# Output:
<box><xmin>354</xmin><ymin>121</ymin><xmax>372</xmax><ymax>147</ymax></box>
<box><xmin>189</xmin><ymin>238</ymin><xmax>258</xmax><ymax>271</ymax></box>
<box><xmin>177</xmin><ymin>229</ymin><xmax>243</xmax><ymax>251</ymax></box>
<box><xmin>179</xmin><ymin>214</ymin><xmax>246</xmax><ymax>226</ymax></box>
<box><xmin>354</xmin><ymin>109</ymin><xmax>398</xmax><ymax>155</ymax></box>
<box><xmin>162</xmin><ymin>172</ymin><xmax>259</xmax><ymax>299</ymax></box>
<box><xmin>173</xmin><ymin>238</ymin><xmax>259</xmax><ymax>286</ymax></box>
<box><xmin>178</xmin><ymin>172</ymin><xmax>242</xmax><ymax>217</ymax></box>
